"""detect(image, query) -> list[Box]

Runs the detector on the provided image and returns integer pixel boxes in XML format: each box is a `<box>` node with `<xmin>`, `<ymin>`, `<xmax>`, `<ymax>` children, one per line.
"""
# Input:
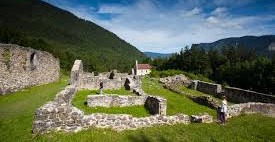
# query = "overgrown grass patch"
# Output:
<box><xmin>72</xmin><ymin>89</ymin><xmax>150</xmax><ymax>117</ymax></box>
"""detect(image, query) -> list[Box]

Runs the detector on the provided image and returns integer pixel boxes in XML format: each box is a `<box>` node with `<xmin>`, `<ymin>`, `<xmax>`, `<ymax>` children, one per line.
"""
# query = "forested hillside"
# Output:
<box><xmin>196</xmin><ymin>35</ymin><xmax>275</xmax><ymax>56</ymax></box>
<box><xmin>0</xmin><ymin>0</ymin><xmax>145</xmax><ymax>72</ymax></box>
<box><xmin>148</xmin><ymin>44</ymin><xmax>275</xmax><ymax>95</ymax></box>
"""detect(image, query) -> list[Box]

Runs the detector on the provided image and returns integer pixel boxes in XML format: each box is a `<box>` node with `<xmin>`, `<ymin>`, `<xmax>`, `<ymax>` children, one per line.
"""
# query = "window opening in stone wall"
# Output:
<box><xmin>30</xmin><ymin>52</ymin><xmax>38</xmax><ymax>70</ymax></box>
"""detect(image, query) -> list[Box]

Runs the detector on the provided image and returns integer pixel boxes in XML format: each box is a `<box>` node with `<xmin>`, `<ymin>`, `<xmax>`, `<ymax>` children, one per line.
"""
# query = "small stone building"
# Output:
<box><xmin>0</xmin><ymin>43</ymin><xmax>60</xmax><ymax>95</ymax></box>
<box><xmin>133</xmin><ymin>60</ymin><xmax>152</xmax><ymax>76</ymax></box>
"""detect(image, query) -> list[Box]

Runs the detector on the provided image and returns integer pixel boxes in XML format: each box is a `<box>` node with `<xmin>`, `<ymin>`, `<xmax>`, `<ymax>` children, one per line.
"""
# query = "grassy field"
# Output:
<box><xmin>72</xmin><ymin>89</ymin><xmax>150</xmax><ymax>117</ymax></box>
<box><xmin>142</xmin><ymin>77</ymin><xmax>216</xmax><ymax>116</ymax></box>
<box><xmin>0</xmin><ymin>76</ymin><xmax>275</xmax><ymax>142</ymax></box>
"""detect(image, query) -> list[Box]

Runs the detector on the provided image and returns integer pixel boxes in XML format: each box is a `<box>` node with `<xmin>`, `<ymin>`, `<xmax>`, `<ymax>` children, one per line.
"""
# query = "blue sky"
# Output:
<box><xmin>43</xmin><ymin>0</ymin><xmax>275</xmax><ymax>53</ymax></box>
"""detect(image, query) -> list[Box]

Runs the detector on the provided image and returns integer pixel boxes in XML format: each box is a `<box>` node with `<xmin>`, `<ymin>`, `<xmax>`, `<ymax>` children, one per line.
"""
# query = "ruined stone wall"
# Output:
<box><xmin>145</xmin><ymin>96</ymin><xmax>167</xmax><ymax>115</ymax></box>
<box><xmin>87</xmin><ymin>95</ymin><xmax>147</xmax><ymax>107</ymax></box>
<box><xmin>69</xmin><ymin>60</ymin><xmax>128</xmax><ymax>90</ymax></box>
<box><xmin>78</xmin><ymin>74</ymin><xmax>126</xmax><ymax>90</ymax></box>
<box><xmin>194</xmin><ymin>80</ymin><xmax>222</xmax><ymax>96</ymax></box>
<box><xmin>223</xmin><ymin>87</ymin><xmax>275</xmax><ymax>103</ymax></box>
<box><xmin>70</xmin><ymin>60</ymin><xmax>83</xmax><ymax>85</ymax></box>
<box><xmin>0</xmin><ymin>44</ymin><xmax>60</xmax><ymax>95</ymax></box>
<box><xmin>227</xmin><ymin>102</ymin><xmax>275</xmax><ymax>118</ymax></box>
<box><xmin>33</xmin><ymin>85</ymin><xmax>189</xmax><ymax>134</ymax></box>
<box><xmin>193</xmin><ymin>80</ymin><xmax>275</xmax><ymax>104</ymax></box>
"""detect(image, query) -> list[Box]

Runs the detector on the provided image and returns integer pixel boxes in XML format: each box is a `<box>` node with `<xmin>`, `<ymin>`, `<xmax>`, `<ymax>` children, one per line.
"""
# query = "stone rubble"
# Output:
<box><xmin>159</xmin><ymin>74</ymin><xmax>192</xmax><ymax>87</ymax></box>
<box><xmin>191</xmin><ymin>113</ymin><xmax>213</xmax><ymax>123</ymax></box>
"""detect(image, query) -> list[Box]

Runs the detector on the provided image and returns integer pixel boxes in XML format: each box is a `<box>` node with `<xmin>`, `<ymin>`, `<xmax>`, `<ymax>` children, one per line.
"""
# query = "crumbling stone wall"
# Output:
<box><xmin>223</xmin><ymin>87</ymin><xmax>275</xmax><ymax>103</ymax></box>
<box><xmin>145</xmin><ymin>96</ymin><xmax>167</xmax><ymax>115</ymax></box>
<box><xmin>33</xmin><ymin>85</ymin><xmax>188</xmax><ymax>134</ymax></box>
<box><xmin>87</xmin><ymin>95</ymin><xmax>147</xmax><ymax>107</ymax></box>
<box><xmin>87</xmin><ymin>95</ymin><xmax>167</xmax><ymax>115</ymax></box>
<box><xmin>69</xmin><ymin>60</ymin><xmax>129</xmax><ymax>90</ymax></box>
<box><xmin>159</xmin><ymin>74</ymin><xmax>191</xmax><ymax>87</ymax></box>
<box><xmin>70</xmin><ymin>60</ymin><xmax>83</xmax><ymax>85</ymax></box>
<box><xmin>0</xmin><ymin>44</ymin><xmax>60</xmax><ymax>95</ymax></box>
<box><xmin>227</xmin><ymin>102</ymin><xmax>275</xmax><ymax>118</ymax></box>
<box><xmin>193</xmin><ymin>80</ymin><xmax>222</xmax><ymax>96</ymax></box>
<box><xmin>192</xmin><ymin>80</ymin><xmax>275</xmax><ymax>104</ymax></box>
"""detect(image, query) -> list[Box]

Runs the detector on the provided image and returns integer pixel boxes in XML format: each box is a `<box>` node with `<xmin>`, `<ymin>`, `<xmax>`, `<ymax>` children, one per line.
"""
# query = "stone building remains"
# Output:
<box><xmin>0</xmin><ymin>43</ymin><xmax>60</xmax><ymax>95</ymax></box>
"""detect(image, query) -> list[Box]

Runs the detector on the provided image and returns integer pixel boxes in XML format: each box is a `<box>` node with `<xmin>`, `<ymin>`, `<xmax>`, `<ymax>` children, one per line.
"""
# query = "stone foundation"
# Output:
<box><xmin>33</xmin><ymin>85</ymin><xmax>188</xmax><ymax>134</ymax></box>
<box><xmin>87</xmin><ymin>95</ymin><xmax>147</xmax><ymax>107</ymax></box>
<box><xmin>0</xmin><ymin>43</ymin><xmax>60</xmax><ymax>95</ymax></box>
<box><xmin>32</xmin><ymin>60</ymin><xmax>187</xmax><ymax>134</ymax></box>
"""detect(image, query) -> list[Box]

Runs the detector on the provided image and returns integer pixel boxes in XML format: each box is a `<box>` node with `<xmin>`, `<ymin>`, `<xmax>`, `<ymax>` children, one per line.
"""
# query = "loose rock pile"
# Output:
<box><xmin>159</xmin><ymin>74</ymin><xmax>191</xmax><ymax>87</ymax></box>
<box><xmin>191</xmin><ymin>113</ymin><xmax>213</xmax><ymax>123</ymax></box>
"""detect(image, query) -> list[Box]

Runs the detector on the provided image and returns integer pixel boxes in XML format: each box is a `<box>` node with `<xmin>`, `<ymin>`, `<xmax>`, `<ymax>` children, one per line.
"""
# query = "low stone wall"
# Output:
<box><xmin>0</xmin><ymin>44</ymin><xmax>60</xmax><ymax>95</ymax></box>
<box><xmin>145</xmin><ymin>96</ymin><xmax>167</xmax><ymax>115</ymax></box>
<box><xmin>228</xmin><ymin>102</ymin><xmax>275</xmax><ymax>118</ymax></box>
<box><xmin>192</xmin><ymin>80</ymin><xmax>275</xmax><ymax>104</ymax></box>
<box><xmin>223</xmin><ymin>87</ymin><xmax>275</xmax><ymax>103</ymax></box>
<box><xmin>33</xmin><ymin>85</ymin><xmax>190</xmax><ymax>134</ymax></box>
<box><xmin>194</xmin><ymin>80</ymin><xmax>222</xmax><ymax>96</ymax></box>
<box><xmin>87</xmin><ymin>95</ymin><xmax>147</xmax><ymax>107</ymax></box>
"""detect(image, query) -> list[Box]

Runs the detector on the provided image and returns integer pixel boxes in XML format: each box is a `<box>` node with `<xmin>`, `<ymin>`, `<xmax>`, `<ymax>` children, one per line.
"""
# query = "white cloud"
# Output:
<box><xmin>211</xmin><ymin>7</ymin><xmax>227</xmax><ymax>16</ymax></box>
<box><xmin>97</xmin><ymin>4</ymin><xmax>125</xmax><ymax>14</ymax></box>
<box><xmin>183</xmin><ymin>7</ymin><xmax>202</xmax><ymax>17</ymax></box>
<box><xmin>44</xmin><ymin>0</ymin><xmax>275</xmax><ymax>53</ymax></box>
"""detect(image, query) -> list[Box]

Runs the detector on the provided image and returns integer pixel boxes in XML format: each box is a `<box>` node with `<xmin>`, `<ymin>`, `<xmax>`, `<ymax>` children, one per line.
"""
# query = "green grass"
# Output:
<box><xmin>142</xmin><ymin>77</ymin><xmax>216</xmax><ymax>116</ymax></box>
<box><xmin>72</xmin><ymin>89</ymin><xmax>150</xmax><ymax>117</ymax></box>
<box><xmin>0</xmin><ymin>75</ymin><xmax>69</xmax><ymax>142</ymax></box>
<box><xmin>180</xmin><ymin>86</ymin><xmax>209</xmax><ymax>97</ymax></box>
<box><xmin>1</xmin><ymin>76</ymin><xmax>275</xmax><ymax>142</ymax></box>
<box><xmin>35</xmin><ymin>114</ymin><xmax>275</xmax><ymax>142</ymax></box>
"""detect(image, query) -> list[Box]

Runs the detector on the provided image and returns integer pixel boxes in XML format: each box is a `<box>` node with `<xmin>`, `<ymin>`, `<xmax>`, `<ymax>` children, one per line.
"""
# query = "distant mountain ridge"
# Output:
<box><xmin>144</xmin><ymin>52</ymin><xmax>172</xmax><ymax>59</ymax></box>
<box><xmin>195</xmin><ymin>35</ymin><xmax>275</xmax><ymax>56</ymax></box>
<box><xmin>0</xmin><ymin>0</ymin><xmax>145</xmax><ymax>72</ymax></box>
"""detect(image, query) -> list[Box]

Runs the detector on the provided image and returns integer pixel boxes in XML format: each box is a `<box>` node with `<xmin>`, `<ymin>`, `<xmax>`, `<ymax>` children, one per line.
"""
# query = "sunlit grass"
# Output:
<box><xmin>142</xmin><ymin>77</ymin><xmax>216</xmax><ymax>116</ymax></box>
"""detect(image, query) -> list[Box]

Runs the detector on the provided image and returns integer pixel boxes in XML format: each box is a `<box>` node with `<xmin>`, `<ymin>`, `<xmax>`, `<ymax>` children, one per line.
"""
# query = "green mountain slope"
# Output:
<box><xmin>195</xmin><ymin>35</ymin><xmax>275</xmax><ymax>56</ymax></box>
<box><xmin>0</xmin><ymin>0</ymin><xmax>145</xmax><ymax>72</ymax></box>
<box><xmin>144</xmin><ymin>52</ymin><xmax>172</xmax><ymax>59</ymax></box>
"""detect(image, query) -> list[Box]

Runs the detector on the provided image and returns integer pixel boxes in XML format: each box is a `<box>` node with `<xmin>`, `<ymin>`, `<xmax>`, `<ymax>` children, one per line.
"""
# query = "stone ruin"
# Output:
<box><xmin>159</xmin><ymin>74</ymin><xmax>192</xmax><ymax>87</ymax></box>
<box><xmin>0</xmin><ymin>43</ymin><xmax>60</xmax><ymax>95</ymax></box>
<box><xmin>33</xmin><ymin>60</ymin><xmax>192</xmax><ymax>134</ymax></box>
<box><xmin>160</xmin><ymin>74</ymin><xmax>275</xmax><ymax>120</ymax></box>
<box><xmin>32</xmin><ymin>63</ymin><xmax>275</xmax><ymax>134</ymax></box>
